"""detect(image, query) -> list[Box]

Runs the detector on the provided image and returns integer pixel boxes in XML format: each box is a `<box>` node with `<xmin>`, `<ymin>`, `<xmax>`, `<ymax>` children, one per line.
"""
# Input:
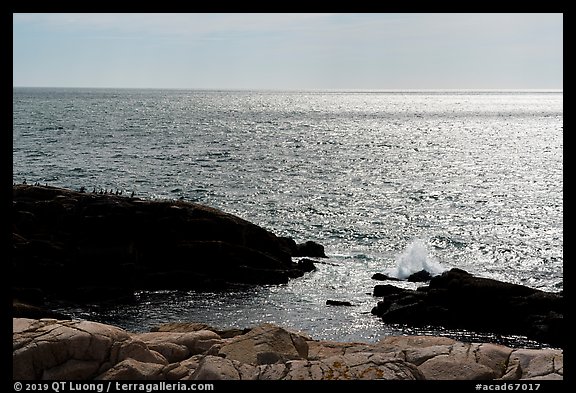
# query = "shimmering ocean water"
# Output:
<box><xmin>12</xmin><ymin>88</ymin><xmax>563</xmax><ymax>347</ymax></box>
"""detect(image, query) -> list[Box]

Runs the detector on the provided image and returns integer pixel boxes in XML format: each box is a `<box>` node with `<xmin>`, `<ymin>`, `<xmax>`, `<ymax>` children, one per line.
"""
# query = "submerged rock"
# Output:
<box><xmin>371</xmin><ymin>273</ymin><xmax>402</xmax><ymax>281</ymax></box>
<box><xmin>326</xmin><ymin>300</ymin><xmax>353</xmax><ymax>306</ymax></box>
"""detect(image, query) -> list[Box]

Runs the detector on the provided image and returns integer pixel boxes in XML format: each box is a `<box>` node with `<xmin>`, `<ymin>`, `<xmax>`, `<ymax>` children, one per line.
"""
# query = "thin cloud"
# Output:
<box><xmin>13</xmin><ymin>13</ymin><xmax>562</xmax><ymax>49</ymax></box>
<box><xmin>13</xmin><ymin>13</ymin><xmax>340</xmax><ymax>38</ymax></box>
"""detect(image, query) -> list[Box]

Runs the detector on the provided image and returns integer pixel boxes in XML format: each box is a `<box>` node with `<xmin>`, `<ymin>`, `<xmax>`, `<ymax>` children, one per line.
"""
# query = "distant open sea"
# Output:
<box><xmin>13</xmin><ymin>88</ymin><xmax>563</xmax><ymax>348</ymax></box>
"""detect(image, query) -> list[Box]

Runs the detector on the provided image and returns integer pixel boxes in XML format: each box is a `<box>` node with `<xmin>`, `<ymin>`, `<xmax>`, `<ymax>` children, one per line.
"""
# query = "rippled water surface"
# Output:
<box><xmin>13</xmin><ymin>88</ymin><xmax>563</xmax><ymax>346</ymax></box>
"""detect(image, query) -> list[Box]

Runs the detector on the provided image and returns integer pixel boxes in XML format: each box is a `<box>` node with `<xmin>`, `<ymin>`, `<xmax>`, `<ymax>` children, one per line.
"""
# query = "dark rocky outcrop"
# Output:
<box><xmin>407</xmin><ymin>269</ymin><xmax>433</xmax><ymax>282</ymax></box>
<box><xmin>296</xmin><ymin>258</ymin><xmax>317</xmax><ymax>273</ymax></box>
<box><xmin>373</xmin><ymin>284</ymin><xmax>408</xmax><ymax>297</ymax></box>
<box><xmin>12</xmin><ymin>185</ymin><xmax>323</xmax><ymax>304</ymax></box>
<box><xmin>293</xmin><ymin>240</ymin><xmax>327</xmax><ymax>258</ymax></box>
<box><xmin>12</xmin><ymin>300</ymin><xmax>71</xmax><ymax>320</ymax></box>
<box><xmin>278</xmin><ymin>238</ymin><xmax>327</xmax><ymax>258</ymax></box>
<box><xmin>371</xmin><ymin>268</ymin><xmax>564</xmax><ymax>348</ymax></box>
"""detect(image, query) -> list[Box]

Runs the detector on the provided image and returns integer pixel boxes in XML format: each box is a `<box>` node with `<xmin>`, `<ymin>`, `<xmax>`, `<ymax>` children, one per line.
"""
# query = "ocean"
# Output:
<box><xmin>12</xmin><ymin>88</ymin><xmax>563</xmax><ymax>347</ymax></box>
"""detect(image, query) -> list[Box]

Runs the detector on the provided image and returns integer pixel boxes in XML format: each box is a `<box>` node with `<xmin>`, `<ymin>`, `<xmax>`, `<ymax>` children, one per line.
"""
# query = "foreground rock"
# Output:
<box><xmin>12</xmin><ymin>185</ymin><xmax>322</xmax><ymax>306</ymax></box>
<box><xmin>13</xmin><ymin>318</ymin><xmax>562</xmax><ymax>380</ymax></box>
<box><xmin>371</xmin><ymin>268</ymin><xmax>564</xmax><ymax>348</ymax></box>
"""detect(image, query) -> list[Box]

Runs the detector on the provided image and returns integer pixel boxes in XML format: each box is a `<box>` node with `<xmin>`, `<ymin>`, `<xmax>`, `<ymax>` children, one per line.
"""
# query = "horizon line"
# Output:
<box><xmin>13</xmin><ymin>86</ymin><xmax>564</xmax><ymax>93</ymax></box>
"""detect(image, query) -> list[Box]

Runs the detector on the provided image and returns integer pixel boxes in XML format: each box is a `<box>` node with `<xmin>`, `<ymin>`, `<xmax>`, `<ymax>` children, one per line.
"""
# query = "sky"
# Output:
<box><xmin>12</xmin><ymin>13</ymin><xmax>563</xmax><ymax>90</ymax></box>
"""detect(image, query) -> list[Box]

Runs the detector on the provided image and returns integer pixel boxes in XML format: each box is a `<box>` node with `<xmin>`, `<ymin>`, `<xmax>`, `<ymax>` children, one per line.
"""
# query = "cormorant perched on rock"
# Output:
<box><xmin>130</xmin><ymin>191</ymin><xmax>134</xmax><ymax>198</ymax></box>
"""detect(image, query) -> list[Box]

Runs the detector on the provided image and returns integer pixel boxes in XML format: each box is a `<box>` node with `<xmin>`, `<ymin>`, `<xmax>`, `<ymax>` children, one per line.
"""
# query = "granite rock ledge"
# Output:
<box><xmin>13</xmin><ymin>318</ymin><xmax>563</xmax><ymax>381</ymax></box>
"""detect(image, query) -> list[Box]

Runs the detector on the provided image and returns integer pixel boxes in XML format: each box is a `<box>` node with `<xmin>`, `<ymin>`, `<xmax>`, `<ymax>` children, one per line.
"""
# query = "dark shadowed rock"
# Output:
<box><xmin>297</xmin><ymin>258</ymin><xmax>317</xmax><ymax>273</ymax></box>
<box><xmin>12</xmin><ymin>300</ymin><xmax>71</xmax><ymax>320</ymax></box>
<box><xmin>294</xmin><ymin>241</ymin><xmax>327</xmax><ymax>258</ymax></box>
<box><xmin>373</xmin><ymin>284</ymin><xmax>408</xmax><ymax>297</ymax></box>
<box><xmin>277</xmin><ymin>236</ymin><xmax>298</xmax><ymax>256</ymax></box>
<box><xmin>371</xmin><ymin>268</ymin><xmax>564</xmax><ymax>348</ymax></box>
<box><xmin>12</xmin><ymin>185</ymin><xmax>316</xmax><ymax>305</ymax></box>
<box><xmin>407</xmin><ymin>269</ymin><xmax>433</xmax><ymax>282</ymax></box>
